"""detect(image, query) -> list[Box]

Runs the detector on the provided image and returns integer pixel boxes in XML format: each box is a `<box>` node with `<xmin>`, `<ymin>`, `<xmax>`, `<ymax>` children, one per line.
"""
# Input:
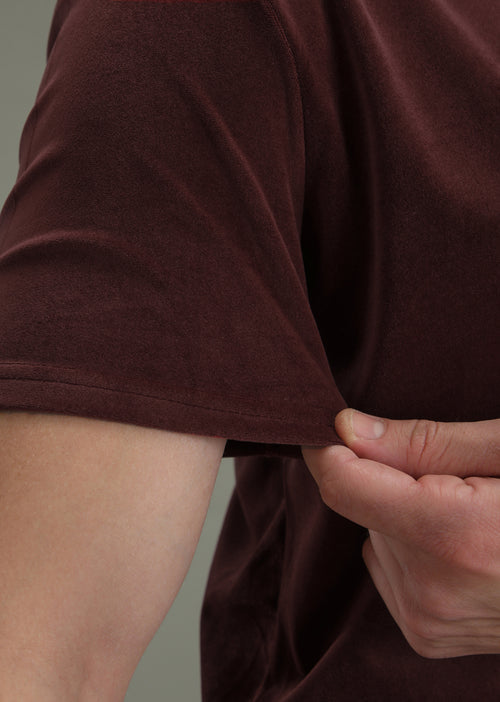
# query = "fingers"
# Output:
<box><xmin>363</xmin><ymin>535</ymin><xmax>449</xmax><ymax>659</ymax></box>
<box><xmin>335</xmin><ymin>410</ymin><xmax>500</xmax><ymax>478</ymax></box>
<box><xmin>364</xmin><ymin>531</ymin><xmax>500</xmax><ymax>658</ymax></box>
<box><xmin>304</xmin><ymin>422</ymin><xmax>500</xmax><ymax>662</ymax></box>
<box><xmin>301</xmin><ymin>443</ymin><xmax>494</xmax><ymax>543</ymax></box>
<box><xmin>363</xmin><ymin>532</ymin><xmax>404</xmax><ymax>623</ymax></box>
<box><xmin>302</xmin><ymin>444</ymin><xmax>421</xmax><ymax>536</ymax></box>
<box><xmin>363</xmin><ymin>532</ymin><xmax>401</xmax><ymax>623</ymax></box>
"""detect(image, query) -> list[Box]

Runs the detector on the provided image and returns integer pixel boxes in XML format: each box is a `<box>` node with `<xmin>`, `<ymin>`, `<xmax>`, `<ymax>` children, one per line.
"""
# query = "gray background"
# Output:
<box><xmin>0</xmin><ymin>2</ymin><xmax>236</xmax><ymax>699</ymax></box>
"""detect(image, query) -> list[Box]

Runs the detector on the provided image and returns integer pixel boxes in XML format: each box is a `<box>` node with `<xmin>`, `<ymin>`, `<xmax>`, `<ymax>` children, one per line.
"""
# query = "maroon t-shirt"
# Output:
<box><xmin>0</xmin><ymin>1</ymin><xmax>498</xmax><ymax>700</ymax></box>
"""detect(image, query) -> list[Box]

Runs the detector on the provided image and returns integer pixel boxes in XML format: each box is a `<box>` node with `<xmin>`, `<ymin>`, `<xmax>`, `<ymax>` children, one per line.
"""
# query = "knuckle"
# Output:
<box><xmin>314</xmin><ymin>447</ymin><xmax>356</xmax><ymax>513</ymax></box>
<box><xmin>420</xmin><ymin>588</ymin><xmax>461</xmax><ymax>624</ymax></box>
<box><xmin>395</xmin><ymin>574</ymin><xmax>477</xmax><ymax>659</ymax></box>
<box><xmin>402</xmin><ymin>612</ymin><xmax>437</xmax><ymax>647</ymax></box>
<box><xmin>406</xmin><ymin>419</ymin><xmax>443</xmax><ymax>474</ymax></box>
<box><xmin>400</xmin><ymin>604</ymin><xmax>447</xmax><ymax>658</ymax></box>
<box><xmin>398</xmin><ymin>581</ymin><xmax>460</xmax><ymax>650</ymax></box>
<box><xmin>317</xmin><ymin>472</ymin><xmax>341</xmax><ymax>512</ymax></box>
<box><xmin>404</xmin><ymin>631</ymin><xmax>443</xmax><ymax>659</ymax></box>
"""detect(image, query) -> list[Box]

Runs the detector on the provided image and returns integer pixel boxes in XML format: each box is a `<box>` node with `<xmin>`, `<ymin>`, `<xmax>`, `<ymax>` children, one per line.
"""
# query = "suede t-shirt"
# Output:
<box><xmin>0</xmin><ymin>1</ymin><xmax>498</xmax><ymax>700</ymax></box>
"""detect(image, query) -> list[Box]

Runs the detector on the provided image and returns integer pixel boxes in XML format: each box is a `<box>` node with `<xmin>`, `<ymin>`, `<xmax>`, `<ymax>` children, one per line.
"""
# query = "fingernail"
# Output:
<box><xmin>351</xmin><ymin>411</ymin><xmax>386</xmax><ymax>440</ymax></box>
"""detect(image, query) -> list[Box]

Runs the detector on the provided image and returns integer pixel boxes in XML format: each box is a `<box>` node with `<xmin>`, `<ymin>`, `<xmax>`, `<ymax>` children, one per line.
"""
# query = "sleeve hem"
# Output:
<box><xmin>0</xmin><ymin>363</ymin><xmax>345</xmax><ymax>458</ymax></box>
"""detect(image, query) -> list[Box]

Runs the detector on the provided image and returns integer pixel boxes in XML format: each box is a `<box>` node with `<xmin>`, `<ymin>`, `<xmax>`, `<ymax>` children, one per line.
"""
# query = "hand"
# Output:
<box><xmin>302</xmin><ymin>411</ymin><xmax>500</xmax><ymax>659</ymax></box>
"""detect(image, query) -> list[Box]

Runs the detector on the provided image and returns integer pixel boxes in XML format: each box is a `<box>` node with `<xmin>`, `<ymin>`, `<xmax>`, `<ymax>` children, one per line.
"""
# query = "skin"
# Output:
<box><xmin>1</xmin><ymin>407</ymin><xmax>497</xmax><ymax>700</ymax></box>
<box><xmin>302</xmin><ymin>409</ymin><xmax>500</xmax><ymax>659</ymax></box>
<box><xmin>0</xmin><ymin>411</ymin><xmax>226</xmax><ymax>700</ymax></box>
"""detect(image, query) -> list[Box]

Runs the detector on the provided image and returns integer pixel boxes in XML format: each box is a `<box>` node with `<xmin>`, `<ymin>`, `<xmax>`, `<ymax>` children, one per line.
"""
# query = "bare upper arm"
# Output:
<box><xmin>0</xmin><ymin>410</ymin><xmax>226</xmax><ymax>699</ymax></box>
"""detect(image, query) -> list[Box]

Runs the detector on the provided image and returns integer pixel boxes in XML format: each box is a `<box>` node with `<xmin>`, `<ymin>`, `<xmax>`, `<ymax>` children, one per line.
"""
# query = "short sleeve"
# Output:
<box><xmin>0</xmin><ymin>0</ymin><xmax>346</xmax><ymax>458</ymax></box>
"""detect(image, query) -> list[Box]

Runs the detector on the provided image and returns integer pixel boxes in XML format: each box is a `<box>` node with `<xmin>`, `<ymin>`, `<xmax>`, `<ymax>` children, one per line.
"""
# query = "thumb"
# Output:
<box><xmin>335</xmin><ymin>409</ymin><xmax>500</xmax><ymax>478</ymax></box>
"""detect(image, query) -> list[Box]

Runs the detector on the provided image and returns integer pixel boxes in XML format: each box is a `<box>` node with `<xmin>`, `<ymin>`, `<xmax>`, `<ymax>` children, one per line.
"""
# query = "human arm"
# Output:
<box><xmin>0</xmin><ymin>410</ymin><xmax>225</xmax><ymax>700</ymax></box>
<box><xmin>302</xmin><ymin>410</ymin><xmax>500</xmax><ymax>659</ymax></box>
